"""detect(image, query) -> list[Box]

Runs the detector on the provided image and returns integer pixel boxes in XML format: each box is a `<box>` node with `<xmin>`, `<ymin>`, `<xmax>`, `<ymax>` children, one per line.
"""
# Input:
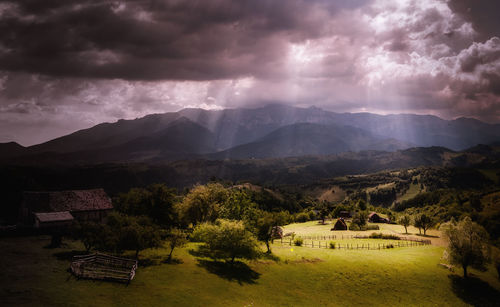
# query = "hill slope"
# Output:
<box><xmin>213</xmin><ymin>123</ymin><xmax>411</xmax><ymax>159</ymax></box>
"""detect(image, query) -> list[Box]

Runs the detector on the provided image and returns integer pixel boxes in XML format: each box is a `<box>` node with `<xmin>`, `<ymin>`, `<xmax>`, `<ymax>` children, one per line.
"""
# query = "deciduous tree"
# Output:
<box><xmin>398</xmin><ymin>215</ymin><xmax>411</xmax><ymax>234</ymax></box>
<box><xmin>192</xmin><ymin>219</ymin><xmax>259</xmax><ymax>263</ymax></box>
<box><xmin>166</xmin><ymin>228</ymin><xmax>187</xmax><ymax>262</ymax></box>
<box><xmin>444</xmin><ymin>216</ymin><xmax>491</xmax><ymax>278</ymax></box>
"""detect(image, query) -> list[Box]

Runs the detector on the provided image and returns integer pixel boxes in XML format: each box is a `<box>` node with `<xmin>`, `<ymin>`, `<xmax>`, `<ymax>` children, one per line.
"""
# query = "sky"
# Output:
<box><xmin>0</xmin><ymin>0</ymin><xmax>499</xmax><ymax>146</ymax></box>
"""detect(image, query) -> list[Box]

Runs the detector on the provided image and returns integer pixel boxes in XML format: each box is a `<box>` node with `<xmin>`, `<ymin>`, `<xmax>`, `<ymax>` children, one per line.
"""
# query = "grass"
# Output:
<box><xmin>1</xmin><ymin>234</ymin><xmax>499</xmax><ymax>306</ymax></box>
<box><xmin>397</xmin><ymin>182</ymin><xmax>423</xmax><ymax>202</ymax></box>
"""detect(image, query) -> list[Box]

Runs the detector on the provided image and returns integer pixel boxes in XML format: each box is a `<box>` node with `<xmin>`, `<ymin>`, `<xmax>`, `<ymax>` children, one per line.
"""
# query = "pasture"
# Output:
<box><xmin>1</xmin><ymin>228</ymin><xmax>499</xmax><ymax>306</ymax></box>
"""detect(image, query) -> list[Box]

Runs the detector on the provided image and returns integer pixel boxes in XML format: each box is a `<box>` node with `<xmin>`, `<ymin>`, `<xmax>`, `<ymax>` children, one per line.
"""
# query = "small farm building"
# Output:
<box><xmin>368</xmin><ymin>212</ymin><xmax>389</xmax><ymax>223</ymax></box>
<box><xmin>20</xmin><ymin>189</ymin><xmax>113</xmax><ymax>227</ymax></box>
<box><xmin>331</xmin><ymin>218</ymin><xmax>348</xmax><ymax>231</ymax></box>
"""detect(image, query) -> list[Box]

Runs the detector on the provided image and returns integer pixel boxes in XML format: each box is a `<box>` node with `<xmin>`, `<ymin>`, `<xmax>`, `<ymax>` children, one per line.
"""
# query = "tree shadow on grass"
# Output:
<box><xmin>449</xmin><ymin>274</ymin><xmax>500</xmax><ymax>307</ymax></box>
<box><xmin>161</xmin><ymin>257</ymin><xmax>184</xmax><ymax>265</ymax></box>
<box><xmin>260</xmin><ymin>252</ymin><xmax>281</xmax><ymax>262</ymax></box>
<box><xmin>196</xmin><ymin>259</ymin><xmax>260</xmax><ymax>285</ymax></box>
<box><xmin>188</xmin><ymin>248</ymin><xmax>261</xmax><ymax>284</ymax></box>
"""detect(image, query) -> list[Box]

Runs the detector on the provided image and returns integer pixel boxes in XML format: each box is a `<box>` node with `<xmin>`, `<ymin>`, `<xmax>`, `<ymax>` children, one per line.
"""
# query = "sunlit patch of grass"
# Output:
<box><xmin>1</xmin><ymin>235</ymin><xmax>499</xmax><ymax>306</ymax></box>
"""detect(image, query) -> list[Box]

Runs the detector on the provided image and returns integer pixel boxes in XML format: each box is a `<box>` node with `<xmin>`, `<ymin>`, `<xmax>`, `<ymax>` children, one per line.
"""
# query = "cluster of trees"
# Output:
<box><xmin>73</xmin><ymin>182</ymin><xmax>294</xmax><ymax>261</ymax></box>
<box><xmin>369</xmin><ymin>188</ymin><xmax>397</xmax><ymax>207</ymax></box>
<box><xmin>397</xmin><ymin>213</ymin><xmax>435</xmax><ymax>236</ymax></box>
<box><xmin>72</xmin><ymin>213</ymin><xmax>163</xmax><ymax>259</ymax></box>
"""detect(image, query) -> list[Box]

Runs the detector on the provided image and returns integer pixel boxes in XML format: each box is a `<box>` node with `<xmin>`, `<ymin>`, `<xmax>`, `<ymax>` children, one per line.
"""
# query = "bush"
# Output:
<box><xmin>295</xmin><ymin>212</ymin><xmax>310</xmax><ymax>223</ymax></box>
<box><xmin>348</xmin><ymin>223</ymin><xmax>360</xmax><ymax>231</ymax></box>
<box><xmin>329</xmin><ymin>241</ymin><xmax>336</xmax><ymax>249</ymax></box>
<box><xmin>387</xmin><ymin>244</ymin><xmax>394</xmax><ymax>248</ymax></box>
<box><xmin>369</xmin><ymin>233</ymin><xmax>400</xmax><ymax>240</ymax></box>
<box><xmin>192</xmin><ymin>219</ymin><xmax>260</xmax><ymax>263</ymax></box>
<box><xmin>294</xmin><ymin>238</ymin><xmax>303</xmax><ymax>246</ymax></box>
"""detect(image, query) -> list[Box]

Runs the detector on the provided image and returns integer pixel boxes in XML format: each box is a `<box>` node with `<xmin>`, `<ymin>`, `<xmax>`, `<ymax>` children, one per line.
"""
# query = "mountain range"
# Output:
<box><xmin>1</xmin><ymin>104</ymin><xmax>500</xmax><ymax>163</ymax></box>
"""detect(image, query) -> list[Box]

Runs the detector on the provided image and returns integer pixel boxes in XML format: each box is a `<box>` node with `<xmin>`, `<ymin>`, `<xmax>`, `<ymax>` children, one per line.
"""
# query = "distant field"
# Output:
<box><xmin>478</xmin><ymin>169</ymin><xmax>499</xmax><ymax>184</ymax></box>
<box><xmin>397</xmin><ymin>182</ymin><xmax>423</xmax><ymax>202</ymax></box>
<box><xmin>283</xmin><ymin>221</ymin><xmax>447</xmax><ymax>246</ymax></box>
<box><xmin>1</xmin><ymin>233</ymin><xmax>499</xmax><ymax>306</ymax></box>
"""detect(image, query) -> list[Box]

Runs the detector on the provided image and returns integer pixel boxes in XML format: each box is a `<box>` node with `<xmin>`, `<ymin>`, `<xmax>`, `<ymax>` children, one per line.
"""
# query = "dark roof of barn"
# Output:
<box><xmin>334</xmin><ymin>218</ymin><xmax>347</xmax><ymax>227</ymax></box>
<box><xmin>34</xmin><ymin>211</ymin><xmax>74</xmax><ymax>223</ymax></box>
<box><xmin>368</xmin><ymin>212</ymin><xmax>379</xmax><ymax>218</ymax></box>
<box><xmin>23</xmin><ymin>189</ymin><xmax>113</xmax><ymax>213</ymax></box>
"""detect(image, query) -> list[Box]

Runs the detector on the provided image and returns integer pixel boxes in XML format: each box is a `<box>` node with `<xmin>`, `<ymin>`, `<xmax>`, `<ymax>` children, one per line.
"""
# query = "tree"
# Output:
<box><xmin>357</xmin><ymin>199</ymin><xmax>367</xmax><ymax>211</ymax></box>
<box><xmin>317</xmin><ymin>202</ymin><xmax>330</xmax><ymax>225</ymax></box>
<box><xmin>444</xmin><ymin>216</ymin><xmax>491</xmax><ymax>278</ymax></box>
<box><xmin>72</xmin><ymin>222</ymin><xmax>103</xmax><ymax>252</ymax></box>
<box><xmin>165</xmin><ymin>228</ymin><xmax>187</xmax><ymax>262</ymax></box>
<box><xmin>352</xmin><ymin>211</ymin><xmax>368</xmax><ymax>228</ymax></box>
<box><xmin>250</xmin><ymin>211</ymin><xmax>288</xmax><ymax>253</ymax></box>
<box><xmin>192</xmin><ymin>219</ymin><xmax>259</xmax><ymax>263</ymax></box>
<box><xmin>219</xmin><ymin>189</ymin><xmax>258</xmax><ymax>221</ymax></box>
<box><xmin>106</xmin><ymin>213</ymin><xmax>162</xmax><ymax>259</ymax></box>
<box><xmin>177</xmin><ymin>183</ymin><xmax>229</xmax><ymax>226</ymax></box>
<box><xmin>398</xmin><ymin>215</ymin><xmax>411</xmax><ymax>234</ymax></box>
<box><xmin>114</xmin><ymin>184</ymin><xmax>179</xmax><ymax>228</ymax></box>
<box><xmin>414</xmin><ymin>215</ymin><xmax>422</xmax><ymax>234</ymax></box>
<box><xmin>414</xmin><ymin>214</ymin><xmax>434</xmax><ymax>236</ymax></box>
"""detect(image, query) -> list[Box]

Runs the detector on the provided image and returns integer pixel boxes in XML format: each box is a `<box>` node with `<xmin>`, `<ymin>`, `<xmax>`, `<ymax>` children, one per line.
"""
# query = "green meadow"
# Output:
<box><xmin>2</xmin><ymin>221</ymin><xmax>499</xmax><ymax>307</ymax></box>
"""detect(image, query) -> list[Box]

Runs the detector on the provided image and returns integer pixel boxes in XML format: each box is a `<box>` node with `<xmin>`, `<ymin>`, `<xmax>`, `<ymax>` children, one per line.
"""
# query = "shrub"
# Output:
<box><xmin>193</xmin><ymin>219</ymin><xmax>260</xmax><ymax>263</ymax></box>
<box><xmin>294</xmin><ymin>238</ymin><xmax>303</xmax><ymax>246</ymax></box>
<box><xmin>348</xmin><ymin>223</ymin><xmax>360</xmax><ymax>231</ymax></box>
<box><xmin>329</xmin><ymin>241</ymin><xmax>336</xmax><ymax>249</ymax></box>
<box><xmin>295</xmin><ymin>212</ymin><xmax>310</xmax><ymax>223</ymax></box>
<box><xmin>387</xmin><ymin>244</ymin><xmax>394</xmax><ymax>248</ymax></box>
<box><xmin>369</xmin><ymin>233</ymin><xmax>400</xmax><ymax>240</ymax></box>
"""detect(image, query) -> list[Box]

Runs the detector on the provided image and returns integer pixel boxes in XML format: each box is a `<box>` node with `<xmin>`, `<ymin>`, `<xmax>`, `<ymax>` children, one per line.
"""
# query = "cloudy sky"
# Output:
<box><xmin>0</xmin><ymin>0</ymin><xmax>499</xmax><ymax>145</ymax></box>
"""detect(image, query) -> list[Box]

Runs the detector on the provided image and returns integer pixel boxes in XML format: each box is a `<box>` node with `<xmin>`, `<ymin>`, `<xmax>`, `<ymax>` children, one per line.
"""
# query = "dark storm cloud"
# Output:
<box><xmin>447</xmin><ymin>0</ymin><xmax>500</xmax><ymax>40</ymax></box>
<box><xmin>0</xmin><ymin>0</ymin><xmax>370</xmax><ymax>81</ymax></box>
<box><xmin>1</xmin><ymin>0</ymin><xmax>500</xmax><ymax>146</ymax></box>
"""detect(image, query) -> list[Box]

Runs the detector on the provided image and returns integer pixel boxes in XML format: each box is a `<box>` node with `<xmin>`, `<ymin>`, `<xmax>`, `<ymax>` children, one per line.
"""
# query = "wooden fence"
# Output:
<box><xmin>275</xmin><ymin>238</ymin><xmax>430</xmax><ymax>250</ymax></box>
<box><xmin>286</xmin><ymin>234</ymin><xmax>431</xmax><ymax>245</ymax></box>
<box><xmin>70</xmin><ymin>252</ymin><xmax>138</xmax><ymax>283</ymax></box>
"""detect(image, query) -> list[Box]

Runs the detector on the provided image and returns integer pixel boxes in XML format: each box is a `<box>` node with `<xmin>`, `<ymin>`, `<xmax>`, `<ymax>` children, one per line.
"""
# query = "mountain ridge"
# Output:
<box><xmin>1</xmin><ymin>104</ymin><xmax>500</xmax><ymax>163</ymax></box>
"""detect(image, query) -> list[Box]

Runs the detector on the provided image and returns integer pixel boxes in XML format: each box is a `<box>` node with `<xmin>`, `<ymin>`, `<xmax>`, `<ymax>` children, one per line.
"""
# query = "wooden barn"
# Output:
<box><xmin>368</xmin><ymin>212</ymin><xmax>389</xmax><ymax>223</ymax></box>
<box><xmin>331</xmin><ymin>218</ymin><xmax>348</xmax><ymax>231</ymax></box>
<box><xmin>20</xmin><ymin>189</ymin><xmax>113</xmax><ymax>227</ymax></box>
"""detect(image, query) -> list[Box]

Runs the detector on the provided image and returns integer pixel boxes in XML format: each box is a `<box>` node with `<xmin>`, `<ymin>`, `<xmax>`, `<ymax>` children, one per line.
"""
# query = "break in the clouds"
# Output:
<box><xmin>0</xmin><ymin>0</ymin><xmax>499</xmax><ymax>145</ymax></box>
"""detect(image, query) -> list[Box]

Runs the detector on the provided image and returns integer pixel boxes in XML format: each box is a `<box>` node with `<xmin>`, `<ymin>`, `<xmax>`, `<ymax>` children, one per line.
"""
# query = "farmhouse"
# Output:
<box><xmin>331</xmin><ymin>218</ymin><xmax>348</xmax><ymax>231</ymax></box>
<box><xmin>368</xmin><ymin>212</ymin><xmax>389</xmax><ymax>223</ymax></box>
<box><xmin>20</xmin><ymin>189</ymin><xmax>113</xmax><ymax>227</ymax></box>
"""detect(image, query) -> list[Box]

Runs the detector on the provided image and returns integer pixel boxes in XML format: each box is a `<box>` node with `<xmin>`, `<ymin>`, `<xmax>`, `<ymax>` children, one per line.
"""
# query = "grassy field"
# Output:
<box><xmin>1</xmin><ymin>230</ymin><xmax>499</xmax><ymax>306</ymax></box>
<box><xmin>397</xmin><ymin>182</ymin><xmax>424</xmax><ymax>202</ymax></box>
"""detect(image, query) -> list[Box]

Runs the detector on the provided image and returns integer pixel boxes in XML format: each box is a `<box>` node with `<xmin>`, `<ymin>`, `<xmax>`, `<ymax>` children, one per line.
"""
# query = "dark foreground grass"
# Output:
<box><xmin>1</xmin><ymin>236</ymin><xmax>499</xmax><ymax>306</ymax></box>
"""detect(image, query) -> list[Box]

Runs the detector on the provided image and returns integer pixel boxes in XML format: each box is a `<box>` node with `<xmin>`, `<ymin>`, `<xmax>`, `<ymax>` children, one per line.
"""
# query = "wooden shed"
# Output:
<box><xmin>34</xmin><ymin>211</ymin><xmax>74</xmax><ymax>229</ymax></box>
<box><xmin>331</xmin><ymin>218</ymin><xmax>348</xmax><ymax>231</ymax></box>
<box><xmin>368</xmin><ymin>212</ymin><xmax>389</xmax><ymax>223</ymax></box>
<box><xmin>20</xmin><ymin>189</ymin><xmax>113</xmax><ymax>226</ymax></box>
